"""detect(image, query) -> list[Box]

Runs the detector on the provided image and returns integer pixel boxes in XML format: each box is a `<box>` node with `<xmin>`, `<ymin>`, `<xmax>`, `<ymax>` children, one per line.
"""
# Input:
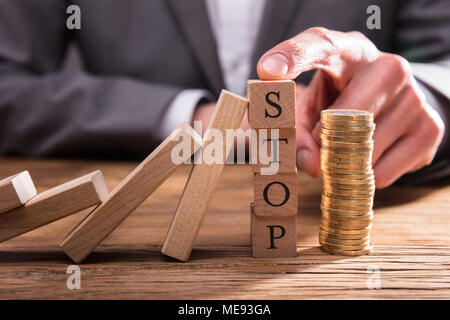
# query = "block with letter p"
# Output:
<box><xmin>247</xmin><ymin>80</ymin><xmax>296</xmax><ymax>128</ymax></box>
<box><xmin>251</xmin><ymin>203</ymin><xmax>297</xmax><ymax>258</ymax></box>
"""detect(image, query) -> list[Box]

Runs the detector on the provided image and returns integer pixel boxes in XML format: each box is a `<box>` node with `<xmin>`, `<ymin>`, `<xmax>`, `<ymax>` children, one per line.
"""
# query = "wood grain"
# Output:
<box><xmin>254</xmin><ymin>170</ymin><xmax>298</xmax><ymax>216</ymax></box>
<box><xmin>0</xmin><ymin>171</ymin><xmax>108</xmax><ymax>243</ymax></box>
<box><xmin>0</xmin><ymin>158</ymin><xmax>448</xmax><ymax>299</ymax></box>
<box><xmin>0</xmin><ymin>171</ymin><xmax>37</xmax><ymax>214</ymax></box>
<box><xmin>61</xmin><ymin>123</ymin><xmax>202</xmax><ymax>263</ymax></box>
<box><xmin>162</xmin><ymin>90</ymin><xmax>248</xmax><ymax>261</ymax></box>
<box><xmin>247</xmin><ymin>80</ymin><xmax>296</xmax><ymax>129</ymax></box>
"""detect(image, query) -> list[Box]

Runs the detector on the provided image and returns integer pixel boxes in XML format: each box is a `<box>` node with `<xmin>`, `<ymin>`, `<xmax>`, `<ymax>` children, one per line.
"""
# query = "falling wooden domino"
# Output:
<box><xmin>61</xmin><ymin>123</ymin><xmax>202</xmax><ymax>263</ymax></box>
<box><xmin>162</xmin><ymin>90</ymin><xmax>248</xmax><ymax>262</ymax></box>
<box><xmin>0</xmin><ymin>171</ymin><xmax>108</xmax><ymax>243</ymax></box>
<box><xmin>0</xmin><ymin>171</ymin><xmax>37</xmax><ymax>214</ymax></box>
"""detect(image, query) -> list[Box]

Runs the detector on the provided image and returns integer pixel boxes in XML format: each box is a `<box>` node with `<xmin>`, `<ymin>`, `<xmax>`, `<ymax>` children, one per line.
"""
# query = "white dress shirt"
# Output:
<box><xmin>159</xmin><ymin>0</ymin><xmax>266</xmax><ymax>139</ymax></box>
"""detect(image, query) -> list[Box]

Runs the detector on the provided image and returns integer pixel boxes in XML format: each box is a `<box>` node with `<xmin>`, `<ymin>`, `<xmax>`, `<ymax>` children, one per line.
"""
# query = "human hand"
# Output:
<box><xmin>257</xmin><ymin>27</ymin><xmax>444</xmax><ymax>188</ymax></box>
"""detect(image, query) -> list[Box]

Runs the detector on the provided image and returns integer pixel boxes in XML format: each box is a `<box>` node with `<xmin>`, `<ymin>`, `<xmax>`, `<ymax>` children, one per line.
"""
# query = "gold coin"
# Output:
<box><xmin>321</xmin><ymin>148</ymin><xmax>373</xmax><ymax>157</ymax></box>
<box><xmin>319</xmin><ymin>234</ymin><xmax>371</xmax><ymax>246</ymax></box>
<box><xmin>321</xmin><ymin>218</ymin><xmax>372</xmax><ymax>229</ymax></box>
<box><xmin>320</xmin><ymin>205</ymin><xmax>373</xmax><ymax>216</ymax></box>
<box><xmin>322</xmin><ymin>124</ymin><xmax>376</xmax><ymax>132</ymax></box>
<box><xmin>321</xmin><ymin>159</ymin><xmax>372</xmax><ymax>167</ymax></box>
<box><xmin>320</xmin><ymin>134</ymin><xmax>373</xmax><ymax>143</ymax></box>
<box><xmin>321</xmin><ymin>199</ymin><xmax>373</xmax><ymax>209</ymax></box>
<box><xmin>323</xmin><ymin>190</ymin><xmax>374</xmax><ymax>200</ymax></box>
<box><xmin>322</xmin><ymin>170</ymin><xmax>374</xmax><ymax>177</ymax></box>
<box><xmin>322</xmin><ymin>171</ymin><xmax>373</xmax><ymax>179</ymax></box>
<box><xmin>322</xmin><ymin>119</ymin><xmax>374</xmax><ymax>127</ymax></box>
<box><xmin>321</xmin><ymin>162</ymin><xmax>372</xmax><ymax>170</ymax></box>
<box><xmin>321</xmin><ymin>127</ymin><xmax>374</xmax><ymax>137</ymax></box>
<box><xmin>322</xmin><ymin>169</ymin><xmax>374</xmax><ymax>177</ymax></box>
<box><xmin>320</xmin><ymin>226</ymin><xmax>371</xmax><ymax>238</ymax></box>
<box><xmin>319</xmin><ymin>239</ymin><xmax>373</xmax><ymax>251</ymax></box>
<box><xmin>323</xmin><ymin>184</ymin><xmax>375</xmax><ymax>193</ymax></box>
<box><xmin>321</xmin><ymin>159</ymin><xmax>373</xmax><ymax>166</ymax></box>
<box><xmin>321</xmin><ymin>210</ymin><xmax>374</xmax><ymax>222</ymax></box>
<box><xmin>322</xmin><ymin>174</ymin><xmax>374</xmax><ymax>184</ymax></box>
<box><xmin>321</xmin><ymin>194</ymin><xmax>374</xmax><ymax>207</ymax></box>
<box><xmin>321</xmin><ymin>139</ymin><xmax>373</xmax><ymax>149</ymax></box>
<box><xmin>320</xmin><ymin>224</ymin><xmax>372</xmax><ymax>235</ymax></box>
<box><xmin>319</xmin><ymin>228</ymin><xmax>371</xmax><ymax>240</ymax></box>
<box><xmin>323</xmin><ymin>186</ymin><xmax>376</xmax><ymax>195</ymax></box>
<box><xmin>320</xmin><ymin>145</ymin><xmax>373</xmax><ymax>158</ymax></box>
<box><xmin>321</xmin><ymin>109</ymin><xmax>373</xmax><ymax>121</ymax></box>
<box><xmin>321</xmin><ymin>152</ymin><xmax>373</xmax><ymax>162</ymax></box>
<box><xmin>320</xmin><ymin>169</ymin><xmax>374</xmax><ymax>177</ymax></box>
<box><xmin>320</xmin><ymin>243</ymin><xmax>373</xmax><ymax>256</ymax></box>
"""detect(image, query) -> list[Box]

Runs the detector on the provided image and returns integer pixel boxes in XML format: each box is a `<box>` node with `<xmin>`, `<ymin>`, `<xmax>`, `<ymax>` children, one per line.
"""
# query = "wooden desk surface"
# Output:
<box><xmin>0</xmin><ymin>157</ymin><xmax>448</xmax><ymax>299</ymax></box>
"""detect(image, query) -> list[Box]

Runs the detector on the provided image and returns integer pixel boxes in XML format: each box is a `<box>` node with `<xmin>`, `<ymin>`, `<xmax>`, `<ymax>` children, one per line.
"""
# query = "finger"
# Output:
<box><xmin>373</xmin><ymin>108</ymin><xmax>443</xmax><ymax>189</ymax></box>
<box><xmin>296</xmin><ymin>124</ymin><xmax>321</xmax><ymax>178</ymax></box>
<box><xmin>372</xmin><ymin>85</ymin><xmax>424</xmax><ymax>164</ymax></box>
<box><xmin>373</xmin><ymin>133</ymin><xmax>422</xmax><ymax>188</ymax></box>
<box><xmin>295</xmin><ymin>73</ymin><xmax>338</xmax><ymax>178</ymax></box>
<box><xmin>257</xmin><ymin>27</ymin><xmax>379</xmax><ymax>83</ymax></box>
<box><xmin>311</xmin><ymin>54</ymin><xmax>411</xmax><ymax>143</ymax></box>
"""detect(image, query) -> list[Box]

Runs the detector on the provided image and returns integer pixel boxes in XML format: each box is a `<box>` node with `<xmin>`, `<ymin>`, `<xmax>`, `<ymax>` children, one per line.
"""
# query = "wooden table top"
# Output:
<box><xmin>0</xmin><ymin>157</ymin><xmax>448</xmax><ymax>299</ymax></box>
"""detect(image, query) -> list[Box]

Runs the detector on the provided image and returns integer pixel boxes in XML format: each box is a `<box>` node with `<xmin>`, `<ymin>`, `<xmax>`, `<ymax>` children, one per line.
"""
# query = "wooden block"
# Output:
<box><xmin>0</xmin><ymin>171</ymin><xmax>108</xmax><ymax>243</ymax></box>
<box><xmin>61</xmin><ymin>123</ymin><xmax>202</xmax><ymax>263</ymax></box>
<box><xmin>247</xmin><ymin>80</ymin><xmax>296</xmax><ymax>128</ymax></box>
<box><xmin>251</xmin><ymin>204</ymin><xmax>297</xmax><ymax>258</ymax></box>
<box><xmin>162</xmin><ymin>90</ymin><xmax>248</xmax><ymax>262</ymax></box>
<box><xmin>254</xmin><ymin>170</ymin><xmax>298</xmax><ymax>216</ymax></box>
<box><xmin>253</xmin><ymin>128</ymin><xmax>296</xmax><ymax>174</ymax></box>
<box><xmin>0</xmin><ymin>171</ymin><xmax>37</xmax><ymax>214</ymax></box>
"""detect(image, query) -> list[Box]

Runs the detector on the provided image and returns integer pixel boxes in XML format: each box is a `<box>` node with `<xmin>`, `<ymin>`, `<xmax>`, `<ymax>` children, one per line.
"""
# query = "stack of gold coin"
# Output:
<box><xmin>319</xmin><ymin>109</ymin><xmax>375</xmax><ymax>256</ymax></box>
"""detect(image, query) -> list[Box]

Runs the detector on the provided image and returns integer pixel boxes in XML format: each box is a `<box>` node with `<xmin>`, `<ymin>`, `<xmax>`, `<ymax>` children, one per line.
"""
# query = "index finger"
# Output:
<box><xmin>256</xmin><ymin>27</ymin><xmax>379</xmax><ymax>84</ymax></box>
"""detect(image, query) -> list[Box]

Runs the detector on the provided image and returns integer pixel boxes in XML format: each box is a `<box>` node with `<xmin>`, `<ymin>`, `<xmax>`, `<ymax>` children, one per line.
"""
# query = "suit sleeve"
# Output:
<box><xmin>391</xmin><ymin>0</ymin><xmax>450</xmax><ymax>184</ymax></box>
<box><xmin>0</xmin><ymin>0</ymin><xmax>184</xmax><ymax>159</ymax></box>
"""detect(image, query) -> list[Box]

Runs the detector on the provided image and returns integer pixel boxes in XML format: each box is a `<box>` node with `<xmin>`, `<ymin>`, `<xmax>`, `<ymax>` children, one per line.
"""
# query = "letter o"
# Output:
<box><xmin>263</xmin><ymin>181</ymin><xmax>290</xmax><ymax>207</ymax></box>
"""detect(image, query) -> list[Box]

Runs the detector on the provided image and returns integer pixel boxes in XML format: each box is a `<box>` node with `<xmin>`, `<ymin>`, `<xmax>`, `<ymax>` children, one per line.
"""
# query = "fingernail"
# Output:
<box><xmin>297</xmin><ymin>149</ymin><xmax>314</xmax><ymax>175</ymax></box>
<box><xmin>262</xmin><ymin>53</ymin><xmax>289</xmax><ymax>76</ymax></box>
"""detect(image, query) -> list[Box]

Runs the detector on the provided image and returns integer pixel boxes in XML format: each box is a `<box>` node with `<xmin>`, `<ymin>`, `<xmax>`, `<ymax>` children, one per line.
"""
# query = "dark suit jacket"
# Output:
<box><xmin>0</xmin><ymin>0</ymin><xmax>449</xmax><ymax>181</ymax></box>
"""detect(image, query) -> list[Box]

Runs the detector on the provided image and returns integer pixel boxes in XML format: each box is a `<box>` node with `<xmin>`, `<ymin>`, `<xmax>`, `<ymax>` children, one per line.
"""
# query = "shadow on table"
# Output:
<box><xmin>374</xmin><ymin>176</ymin><xmax>450</xmax><ymax>209</ymax></box>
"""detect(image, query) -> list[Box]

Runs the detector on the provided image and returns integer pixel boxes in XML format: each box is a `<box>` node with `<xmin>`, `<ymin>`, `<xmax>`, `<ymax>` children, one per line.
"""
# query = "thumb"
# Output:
<box><xmin>257</xmin><ymin>27</ymin><xmax>378</xmax><ymax>82</ymax></box>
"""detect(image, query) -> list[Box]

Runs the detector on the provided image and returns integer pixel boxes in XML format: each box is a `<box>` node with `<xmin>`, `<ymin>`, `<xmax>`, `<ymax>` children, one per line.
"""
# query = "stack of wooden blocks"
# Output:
<box><xmin>247</xmin><ymin>80</ymin><xmax>298</xmax><ymax>258</ymax></box>
<box><xmin>0</xmin><ymin>84</ymin><xmax>299</xmax><ymax>263</ymax></box>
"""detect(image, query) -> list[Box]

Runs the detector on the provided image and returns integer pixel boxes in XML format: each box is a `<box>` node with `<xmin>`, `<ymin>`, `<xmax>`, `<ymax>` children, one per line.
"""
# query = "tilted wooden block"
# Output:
<box><xmin>247</xmin><ymin>80</ymin><xmax>296</xmax><ymax>128</ymax></box>
<box><xmin>0</xmin><ymin>171</ymin><xmax>37</xmax><ymax>214</ymax></box>
<box><xmin>162</xmin><ymin>90</ymin><xmax>248</xmax><ymax>262</ymax></box>
<box><xmin>251</xmin><ymin>203</ymin><xmax>297</xmax><ymax>258</ymax></box>
<box><xmin>253</xmin><ymin>170</ymin><xmax>298</xmax><ymax>216</ymax></box>
<box><xmin>61</xmin><ymin>123</ymin><xmax>202</xmax><ymax>263</ymax></box>
<box><xmin>0</xmin><ymin>171</ymin><xmax>108</xmax><ymax>243</ymax></box>
<box><xmin>253</xmin><ymin>128</ymin><xmax>296</xmax><ymax>174</ymax></box>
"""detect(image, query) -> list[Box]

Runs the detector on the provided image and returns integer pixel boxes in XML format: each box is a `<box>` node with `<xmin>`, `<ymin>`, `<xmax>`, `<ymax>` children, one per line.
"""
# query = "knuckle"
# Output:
<box><xmin>380</xmin><ymin>54</ymin><xmax>412</xmax><ymax>82</ymax></box>
<box><xmin>305</xmin><ymin>27</ymin><xmax>337</xmax><ymax>49</ymax></box>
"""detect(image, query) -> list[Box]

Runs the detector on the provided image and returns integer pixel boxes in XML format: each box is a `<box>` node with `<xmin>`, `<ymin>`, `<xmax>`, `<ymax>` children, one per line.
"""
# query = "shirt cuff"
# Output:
<box><xmin>158</xmin><ymin>89</ymin><xmax>214</xmax><ymax>140</ymax></box>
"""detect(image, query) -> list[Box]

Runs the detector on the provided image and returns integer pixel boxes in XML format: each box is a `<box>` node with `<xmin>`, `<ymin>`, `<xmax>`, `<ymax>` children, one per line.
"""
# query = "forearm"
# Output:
<box><xmin>0</xmin><ymin>64</ymin><xmax>184</xmax><ymax>158</ymax></box>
